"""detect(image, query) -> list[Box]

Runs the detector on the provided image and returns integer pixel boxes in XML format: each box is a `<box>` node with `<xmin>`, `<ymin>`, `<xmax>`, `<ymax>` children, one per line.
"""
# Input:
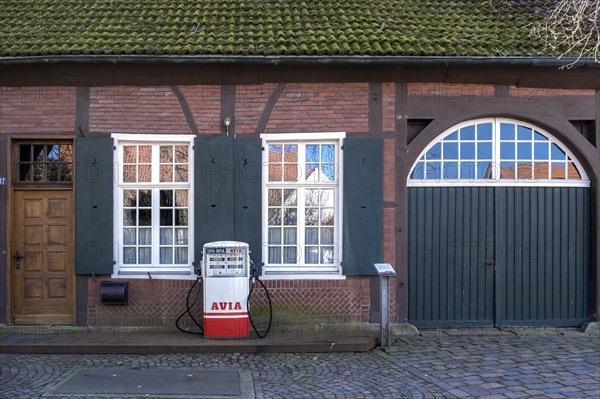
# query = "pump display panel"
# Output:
<box><xmin>205</xmin><ymin>247</ymin><xmax>248</xmax><ymax>277</ymax></box>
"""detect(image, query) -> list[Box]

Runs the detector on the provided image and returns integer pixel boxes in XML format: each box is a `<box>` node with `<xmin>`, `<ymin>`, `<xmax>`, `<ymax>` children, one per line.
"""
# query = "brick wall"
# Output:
<box><xmin>0</xmin><ymin>87</ymin><xmax>75</xmax><ymax>133</ymax></box>
<box><xmin>88</xmin><ymin>277</ymin><xmax>371</xmax><ymax>326</ymax></box>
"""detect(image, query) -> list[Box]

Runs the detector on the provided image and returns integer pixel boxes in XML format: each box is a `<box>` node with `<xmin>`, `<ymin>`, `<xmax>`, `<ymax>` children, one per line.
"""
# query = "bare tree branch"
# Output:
<box><xmin>531</xmin><ymin>0</ymin><xmax>600</xmax><ymax>68</ymax></box>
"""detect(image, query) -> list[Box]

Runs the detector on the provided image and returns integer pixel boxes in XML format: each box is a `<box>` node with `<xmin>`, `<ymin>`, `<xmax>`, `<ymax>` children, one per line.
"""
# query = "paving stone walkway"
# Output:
<box><xmin>1</xmin><ymin>334</ymin><xmax>598</xmax><ymax>398</ymax></box>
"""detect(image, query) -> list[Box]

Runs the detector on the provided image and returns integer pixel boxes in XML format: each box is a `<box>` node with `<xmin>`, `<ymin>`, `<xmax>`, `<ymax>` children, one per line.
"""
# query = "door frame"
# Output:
<box><xmin>6</xmin><ymin>134</ymin><xmax>76</xmax><ymax>324</ymax></box>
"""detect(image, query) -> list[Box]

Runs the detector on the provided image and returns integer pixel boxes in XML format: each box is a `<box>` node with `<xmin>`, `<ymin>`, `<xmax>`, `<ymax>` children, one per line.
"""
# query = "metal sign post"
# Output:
<box><xmin>373</xmin><ymin>263</ymin><xmax>396</xmax><ymax>349</ymax></box>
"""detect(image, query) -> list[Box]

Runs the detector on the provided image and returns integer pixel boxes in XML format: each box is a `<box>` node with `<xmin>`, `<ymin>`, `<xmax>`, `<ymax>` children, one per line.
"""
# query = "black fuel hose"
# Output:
<box><xmin>247</xmin><ymin>276</ymin><xmax>273</xmax><ymax>339</ymax></box>
<box><xmin>175</xmin><ymin>276</ymin><xmax>204</xmax><ymax>335</ymax></box>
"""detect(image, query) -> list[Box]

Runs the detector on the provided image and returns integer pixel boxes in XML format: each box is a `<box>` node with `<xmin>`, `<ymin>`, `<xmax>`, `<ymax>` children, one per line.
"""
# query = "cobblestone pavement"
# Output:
<box><xmin>1</xmin><ymin>334</ymin><xmax>598</xmax><ymax>398</ymax></box>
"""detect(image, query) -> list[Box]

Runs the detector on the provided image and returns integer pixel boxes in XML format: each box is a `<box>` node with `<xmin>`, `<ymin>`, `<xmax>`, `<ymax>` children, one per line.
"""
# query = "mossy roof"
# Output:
<box><xmin>0</xmin><ymin>0</ymin><xmax>561</xmax><ymax>58</ymax></box>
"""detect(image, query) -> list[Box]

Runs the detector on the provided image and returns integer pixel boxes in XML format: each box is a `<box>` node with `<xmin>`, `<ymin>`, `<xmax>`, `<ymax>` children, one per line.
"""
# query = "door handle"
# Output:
<box><xmin>15</xmin><ymin>252</ymin><xmax>25</xmax><ymax>270</ymax></box>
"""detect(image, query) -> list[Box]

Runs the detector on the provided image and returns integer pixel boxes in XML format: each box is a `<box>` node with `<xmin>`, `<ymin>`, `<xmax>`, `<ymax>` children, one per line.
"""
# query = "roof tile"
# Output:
<box><xmin>0</xmin><ymin>0</ymin><xmax>564</xmax><ymax>57</ymax></box>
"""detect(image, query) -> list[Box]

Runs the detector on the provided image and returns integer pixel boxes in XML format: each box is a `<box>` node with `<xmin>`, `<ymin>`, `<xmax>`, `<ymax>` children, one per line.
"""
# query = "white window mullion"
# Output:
<box><xmin>151</xmin><ymin>187</ymin><xmax>160</xmax><ymax>267</ymax></box>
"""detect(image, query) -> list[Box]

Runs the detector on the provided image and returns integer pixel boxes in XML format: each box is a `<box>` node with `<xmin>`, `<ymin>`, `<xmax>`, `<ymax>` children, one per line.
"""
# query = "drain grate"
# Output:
<box><xmin>45</xmin><ymin>368</ymin><xmax>255</xmax><ymax>398</ymax></box>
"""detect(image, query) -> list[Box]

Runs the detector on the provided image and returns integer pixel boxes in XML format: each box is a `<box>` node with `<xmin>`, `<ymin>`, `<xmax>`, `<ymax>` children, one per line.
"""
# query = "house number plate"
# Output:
<box><xmin>0</xmin><ymin>178</ymin><xmax>6</xmax><ymax>185</ymax></box>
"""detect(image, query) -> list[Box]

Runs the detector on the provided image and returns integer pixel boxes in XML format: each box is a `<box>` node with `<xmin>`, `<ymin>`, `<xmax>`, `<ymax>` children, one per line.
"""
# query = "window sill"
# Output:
<box><xmin>111</xmin><ymin>272</ymin><xmax>198</xmax><ymax>281</ymax></box>
<box><xmin>260</xmin><ymin>274</ymin><xmax>346</xmax><ymax>280</ymax></box>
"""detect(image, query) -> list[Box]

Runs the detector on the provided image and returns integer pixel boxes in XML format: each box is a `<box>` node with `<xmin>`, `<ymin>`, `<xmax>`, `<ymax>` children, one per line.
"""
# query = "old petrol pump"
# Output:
<box><xmin>202</xmin><ymin>241</ymin><xmax>250</xmax><ymax>338</ymax></box>
<box><xmin>175</xmin><ymin>240</ymin><xmax>272</xmax><ymax>339</ymax></box>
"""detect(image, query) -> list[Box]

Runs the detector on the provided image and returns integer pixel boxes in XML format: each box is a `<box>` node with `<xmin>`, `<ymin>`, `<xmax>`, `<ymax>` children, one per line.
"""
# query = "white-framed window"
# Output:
<box><xmin>408</xmin><ymin>118</ymin><xmax>590</xmax><ymax>187</ymax></box>
<box><xmin>112</xmin><ymin>134</ymin><xmax>195</xmax><ymax>276</ymax></box>
<box><xmin>261</xmin><ymin>133</ymin><xmax>345</xmax><ymax>277</ymax></box>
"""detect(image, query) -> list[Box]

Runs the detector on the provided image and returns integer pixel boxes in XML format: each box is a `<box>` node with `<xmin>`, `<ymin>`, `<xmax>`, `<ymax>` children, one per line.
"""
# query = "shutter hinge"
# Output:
<box><xmin>341</xmin><ymin>145</ymin><xmax>344</xmax><ymax>150</ymax></box>
<box><xmin>192</xmin><ymin>145</ymin><xmax>195</xmax><ymax>150</ymax></box>
<box><xmin>113</xmin><ymin>146</ymin><xmax>117</xmax><ymax>150</ymax></box>
<box><xmin>262</xmin><ymin>146</ymin><xmax>265</xmax><ymax>151</ymax></box>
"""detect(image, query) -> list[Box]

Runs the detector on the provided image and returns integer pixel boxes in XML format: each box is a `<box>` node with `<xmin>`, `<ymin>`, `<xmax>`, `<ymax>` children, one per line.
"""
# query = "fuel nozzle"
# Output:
<box><xmin>250</xmin><ymin>259</ymin><xmax>259</xmax><ymax>278</ymax></box>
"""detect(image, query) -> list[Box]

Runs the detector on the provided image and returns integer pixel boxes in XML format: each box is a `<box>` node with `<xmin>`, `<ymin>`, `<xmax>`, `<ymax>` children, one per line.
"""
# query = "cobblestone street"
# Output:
<box><xmin>1</xmin><ymin>334</ymin><xmax>599</xmax><ymax>398</ymax></box>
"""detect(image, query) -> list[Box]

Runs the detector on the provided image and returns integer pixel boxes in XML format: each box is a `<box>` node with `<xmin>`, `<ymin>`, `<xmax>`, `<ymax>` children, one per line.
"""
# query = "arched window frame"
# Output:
<box><xmin>407</xmin><ymin>118</ymin><xmax>590</xmax><ymax>188</ymax></box>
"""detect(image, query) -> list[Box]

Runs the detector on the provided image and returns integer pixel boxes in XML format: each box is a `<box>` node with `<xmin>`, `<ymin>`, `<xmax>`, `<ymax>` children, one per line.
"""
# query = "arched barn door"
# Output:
<box><xmin>407</xmin><ymin>118</ymin><xmax>591</xmax><ymax>328</ymax></box>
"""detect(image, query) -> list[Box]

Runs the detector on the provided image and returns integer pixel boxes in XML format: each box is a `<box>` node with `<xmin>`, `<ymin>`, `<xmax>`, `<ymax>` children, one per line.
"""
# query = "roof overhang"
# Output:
<box><xmin>1</xmin><ymin>55</ymin><xmax>598</xmax><ymax>88</ymax></box>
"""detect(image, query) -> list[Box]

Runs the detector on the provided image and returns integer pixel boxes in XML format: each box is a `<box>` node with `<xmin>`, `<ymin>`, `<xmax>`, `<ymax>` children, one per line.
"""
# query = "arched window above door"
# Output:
<box><xmin>408</xmin><ymin>118</ymin><xmax>590</xmax><ymax>187</ymax></box>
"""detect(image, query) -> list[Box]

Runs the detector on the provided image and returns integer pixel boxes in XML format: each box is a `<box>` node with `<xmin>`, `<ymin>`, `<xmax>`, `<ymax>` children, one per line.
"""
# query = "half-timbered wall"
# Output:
<box><xmin>1</xmin><ymin>82</ymin><xmax>598</xmax><ymax>327</ymax></box>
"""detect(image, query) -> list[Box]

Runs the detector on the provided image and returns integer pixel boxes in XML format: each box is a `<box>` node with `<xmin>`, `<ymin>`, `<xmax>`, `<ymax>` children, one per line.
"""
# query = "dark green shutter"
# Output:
<box><xmin>194</xmin><ymin>136</ymin><xmax>234</xmax><ymax>264</ymax></box>
<box><xmin>233</xmin><ymin>138</ymin><xmax>263</xmax><ymax>272</ymax></box>
<box><xmin>342</xmin><ymin>137</ymin><xmax>383</xmax><ymax>276</ymax></box>
<box><xmin>75</xmin><ymin>137</ymin><xmax>114</xmax><ymax>275</ymax></box>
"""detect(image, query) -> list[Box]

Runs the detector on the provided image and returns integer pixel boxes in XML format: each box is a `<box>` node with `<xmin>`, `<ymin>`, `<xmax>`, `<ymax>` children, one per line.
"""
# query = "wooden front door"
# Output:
<box><xmin>11</xmin><ymin>190</ymin><xmax>75</xmax><ymax>324</ymax></box>
<box><xmin>10</xmin><ymin>140</ymin><xmax>75</xmax><ymax>324</ymax></box>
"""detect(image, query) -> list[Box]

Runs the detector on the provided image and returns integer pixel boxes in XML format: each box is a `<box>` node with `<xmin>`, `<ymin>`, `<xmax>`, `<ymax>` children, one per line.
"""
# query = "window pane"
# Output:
<box><xmin>320</xmin><ymin>189</ymin><xmax>334</xmax><ymax>207</ymax></box>
<box><xmin>517</xmin><ymin>125</ymin><xmax>532</xmax><ymax>140</ymax></box>
<box><xmin>268</xmin><ymin>228</ymin><xmax>281</xmax><ymax>244</ymax></box>
<box><xmin>284</xmin><ymin>164</ymin><xmax>298</xmax><ymax>181</ymax></box>
<box><xmin>175</xmin><ymin>165</ymin><xmax>188</xmax><ymax>182</ymax></box>
<box><xmin>123</xmin><ymin>229</ymin><xmax>136</xmax><ymax>245</ymax></box>
<box><xmin>460</xmin><ymin>142</ymin><xmax>475</xmax><ymax>160</ymax></box>
<box><xmin>175</xmin><ymin>190</ymin><xmax>188</xmax><ymax>207</ymax></box>
<box><xmin>534</xmin><ymin>143</ymin><xmax>549</xmax><ymax>160</ymax></box>
<box><xmin>19</xmin><ymin>145</ymin><xmax>31</xmax><ymax>162</ymax></box>
<box><xmin>160</xmin><ymin>190</ymin><xmax>173</xmax><ymax>207</ymax></box>
<box><xmin>138</xmin><ymin>248</ymin><xmax>151</xmax><ymax>264</ymax></box>
<box><xmin>460</xmin><ymin>125</ymin><xmax>475</xmax><ymax>140</ymax></box>
<box><xmin>268</xmin><ymin>164</ymin><xmax>282</xmax><ymax>181</ymax></box>
<box><xmin>268</xmin><ymin>145</ymin><xmax>282</xmax><ymax>162</ymax></box>
<box><xmin>500</xmin><ymin>123</ymin><xmax>515</xmax><ymax>140</ymax></box>
<box><xmin>268</xmin><ymin>189</ymin><xmax>282</xmax><ymax>206</ymax></box>
<box><xmin>426</xmin><ymin>162</ymin><xmax>441</xmax><ymax>180</ymax></box>
<box><xmin>59</xmin><ymin>164</ymin><xmax>73</xmax><ymax>182</ymax></box>
<box><xmin>19</xmin><ymin>163</ymin><xmax>31</xmax><ymax>181</ymax></box>
<box><xmin>47</xmin><ymin>163</ymin><xmax>59</xmax><ymax>181</ymax></box>
<box><xmin>306</xmin><ymin>145</ymin><xmax>319</xmax><ymax>162</ymax></box>
<box><xmin>160</xmin><ymin>228</ymin><xmax>173</xmax><ymax>245</ymax></box>
<box><xmin>32</xmin><ymin>163</ymin><xmax>44</xmax><ymax>181</ymax></box>
<box><xmin>138</xmin><ymin>146</ymin><xmax>152</xmax><ymax>163</ymax></box>
<box><xmin>175</xmin><ymin>248</ymin><xmax>188</xmax><ymax>264</ymax></box>
<box><xmin>477</xmin><ymin>162</ymin><xmax>493</xmax><ymax>179</ymax></box>
<box><xmin>305</xmin><ymin>208</ymin><xmax>319</xmax><ymax>225</ymax></box>
<box><xmin>139</xmin><ymin>229</ymin><xmax>151</xmax><ymax>245</ymax></box>
<box><xmin>426</xmin><ymin>143</ymin><xmax>441</xmax><ymax>160</ymax></box>
<box><xmin>500</xmin><ymin>142</ymin><xmax>515</xmax><ymax>160</ymax></box>
<box><xmin>139</xmin><ymin>209</ymin><xmax>152</xmax><ymax>226</ymax></box>
<box><xmin>567</xmin><ymin>163</ymin><xmax>581</xmax><ymax>179</ymax></box>
<box><xmin>321</xmin><ymin>164</ymin><xmax>336</xmax><ymax>181</ymax></box>
<box><xmin>268</xmin><ymin>209</ymin><xmax>282</xmax><ymax>225</ymax></box>
<box><xmin>123</xmin><ymin>165</ymin><xmax>136</xmax><ymax>182</ymax></box>
<box><xmin>477</xmin><ymin>123</ymin><xmax>493</xmax><ymax>140</ymax></box>
<box><xmin>160</xmin><ymin>165</ymin><xmax>173</xmax><ymax>182</ymax></box>
<box><xmin>139</xmin><ymin>190</ymin><xmax>151</xmax><ymax>207</ymax></box>
<box><xmin>321</xmin><ymin>208</ymin><xmax>334</xmax><ymax>225</ymax></box>
<box><xmin>59</xmin><ymin>145</ymin><xmax>73</xmax><ymax>162</ymax></box>
<box><xmin>123</xmin><ymin>248</ymin><xmax>136</xmax><ymax>264</ymax></box>
<box><xmin>160</xmin><ymin>248</ymin><xmax>173</xmax><ymax>264</ymax></box>
<box><xmin>551</xmin><ymin>144</ymin><xmax>566</xmax><ymax>160</ymax></box>
<box><xmin>283</xmin><ymin>144</ymin><xmax>297</xmax><ymax>162</ymax></box>
<box><xmin>175</xmin><ymin>228</ymin><xmax>188</xmax><ymax>245</ymax></box>
<box><xmin>320</xmin><ymin>247</ymin><xmax>334</xmax><ymax>264</ymax></box>
<box><xmin>411</xmin><ymin>162</ymin><xmax>424</xmax><ymax>179</ymax></box>
<box><xmin>460</xmin><ymin>162</ymin><xmax>476</xmax><ymax>180</ymax></box>
<box><xmin>160</xmin><ymin>209</ymin><xmax>173</xmax><ymax>226</ymax></box>
<box><xmin>138</xmin><ymin>165</ymin><xmax>151</xmax><ymax>182</ymax></box>
<box><xmin>283</xmin><ymin>189</ymin><xmax>297</xmax><ymax>206</ymax></box>
<box><xmin>268</xmin><ymin>247</ymin><xmax>281</xmax><ymax>264</ymax></box>
<box><xmin>47</xmin><ymin>145</ymin><xmax>59</xmax><ymax>161</ymax></box>
<box><xmin>446</xmin><ymin>131</ymin><xmax>458</xmax><ymax>140</ymax></box>
<box><xmin>123</xmin><ymin>146</ymin><xmax>136</xmax><ymax>163</ymax></box>
<box><xmin>175</xmin><ymin>146</ymin><xmax>188</xmax><ymax>163</ymax></box>
<box><xmin>283</xmin><ymin>208</ymin><xmax>297</xmax><ymax>225</ymax></box>
<box><xmin>321</xmin><ymin>227</ymin><xmax>334</xmax><ymax>245</ymax></box>
<box><xmin>283</xmin><ymin>247</ymin><xmax>297</xmax><ymax>264</ymax></box>
<box><xmin>123</xmin><ymin>209</ymin><xmax>136</xmax><ymax>226</ymax></box>
<box><xmin>305</xmin><ymin>189</ymin><xmax>319</xmax><ymax>206</ymax></box>
<box><xmin>305</xmin><ymin>247</ymin><xmax>318</xmax><ymax>264</ymax></box>
<box><xmin>533</xmin><ymin>162</ymin><xmax>549</xmax><ymax>179</ymax></box>
<box><xmin>443</xmin><ymin>161</ymin><xmax>459</xmax><ymax>180</ymax></box>
<box><xmin>175</xmin><ymin>209</ymin><xmax>188</xmax><ymax>226</ymax></box>
<box><xmin>321</xmin><ymin>145</ymin><xmax>335</xmax><ymax>162</ymax></box>
<box><xmin>551</xmin><ymin>163</ymin><xmax>566</xmax><ymax>179</ymax></box>
<box><xmin>305</xmin><ymin>228</ymin><xmax>318</xmax><ymax>245</ymax></box>
<box><xmin>305</xmin><ymin>163</ymin><xmax>318</xmax><ymax>181</ymax></box>
<box><xmin>516</xmin><ymin>163</ymin><xmax>532</xmax><ymax>179</ymax></box>
<box><xmin>283</xmin><ymin>228</ymin><xmax>297</xmax><ymax>244</ymax></box>
<box><xmin>517</xmin><ymin>143</ymin><xmax>532</xmax><ymax>160</ymax></box>
<box><xmin>33</xmin><ymin>145</ymin><xmax>45</xmax><ymax>162</ymax></box>
<box><xmin>160</xmin><ymin>146</ymin><xmax>173</xmax><ymax>163</ymax></box>
<box><xmin>477</xmin><ymin>142</ymin><xmax>492</xmax><ymax>159</ymax></box>
<box><xmin>443</xmin><ymin>142</ymin><xmax>458</xmax><ymax>159</ymax></box>
<box><xmin>500</xmin><ymin>162</ymin><xmax>515</xmax><ymax>178</ymax></box>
